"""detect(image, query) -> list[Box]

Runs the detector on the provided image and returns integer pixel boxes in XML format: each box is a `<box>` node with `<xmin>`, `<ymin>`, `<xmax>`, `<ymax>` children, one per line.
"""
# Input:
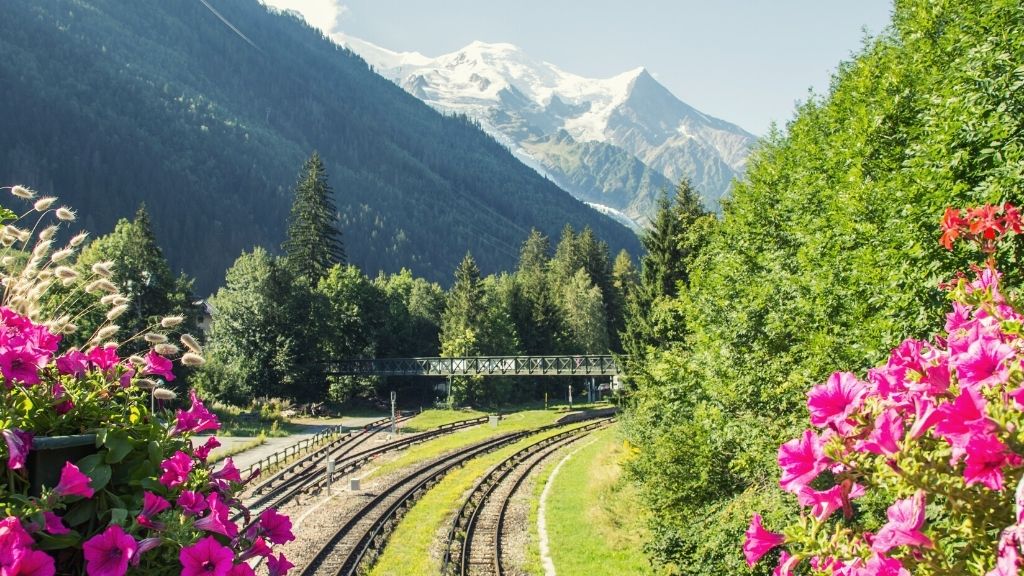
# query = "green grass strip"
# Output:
<box><xmin>399</xmin><ymin>408</ymin><xmax>488</xmax><ymax>433</ymax></box>
<box><xmin>366</xmin><ymin>409</ymin><xmax>560</xmax><ymax>480</ymax></box>
<box><xmin>527</xmin><ymin>424</ymin><xmax>656</xmax><ymax>575</ymax></box>
<box><xmin>367</xmin><ymin>420</ymin><xmax>598</xmax><ymax>576</ymax></box>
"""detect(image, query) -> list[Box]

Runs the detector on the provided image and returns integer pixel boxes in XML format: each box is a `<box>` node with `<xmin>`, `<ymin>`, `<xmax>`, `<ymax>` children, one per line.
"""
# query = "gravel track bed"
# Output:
<box><xmin>277</xmin><ymin>437</ymin><xmax>482</xmax><ymax>571</ymax></box>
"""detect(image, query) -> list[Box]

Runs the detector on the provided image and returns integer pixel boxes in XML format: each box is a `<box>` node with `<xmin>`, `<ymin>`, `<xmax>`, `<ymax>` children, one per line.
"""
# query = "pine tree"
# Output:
<box><xmin>282</xmin><ymin>152</ymin><xmax>345</xmax><ymax>282</ymax></box>
<box><xmin>49</xmin><ymin>205</ymin><xmax>197</xmax><ymax>351</ymax></box>
<box><xmin>622</xmin><ymin>179</ymin><xmax>713</xmax><ymax>358</ymax></box>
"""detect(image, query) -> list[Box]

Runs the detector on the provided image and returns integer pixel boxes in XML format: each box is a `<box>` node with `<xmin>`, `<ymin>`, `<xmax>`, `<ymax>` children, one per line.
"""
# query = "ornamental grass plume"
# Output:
<box><xmin>0</xmin><ymin>187</ymin><xmax>293</xmax><ymax>575</ymax></box>
<box><xmin>745</xmin><ymin>203</ymin><xmax>1024</xmax><ymax>575</ymax></box>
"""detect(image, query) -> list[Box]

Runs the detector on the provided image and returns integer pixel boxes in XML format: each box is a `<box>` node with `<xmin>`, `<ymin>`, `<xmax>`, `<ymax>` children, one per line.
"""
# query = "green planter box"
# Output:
<box><xmin>27</xmin><ymin>434</ymin><xmax>97</xmax><ymax>496</ymax></box>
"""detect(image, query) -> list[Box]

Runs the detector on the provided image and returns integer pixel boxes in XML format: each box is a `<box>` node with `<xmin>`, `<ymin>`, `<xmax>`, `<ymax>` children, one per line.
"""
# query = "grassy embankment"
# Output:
<box><xmin>367</xmin><ymin>414</ymin><xmax>599</xmax><ymax>576</ymax></box>
<box><xmin>523</xmin><ymin>424</ymin><xmax>655</xmax><ymax>575</ymax></box>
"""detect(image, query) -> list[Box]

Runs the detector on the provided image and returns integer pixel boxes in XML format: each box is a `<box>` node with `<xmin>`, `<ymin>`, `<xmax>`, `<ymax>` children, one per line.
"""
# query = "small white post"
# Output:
<box><xmin>390</xmin><ymin>391</ymin><xmax>397</xmax><ymax>435</ymax></box>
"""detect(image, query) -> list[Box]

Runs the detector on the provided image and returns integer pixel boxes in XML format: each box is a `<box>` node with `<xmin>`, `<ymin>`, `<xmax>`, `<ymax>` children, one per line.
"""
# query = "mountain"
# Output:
<box><xmin>341</xmin><ymin>36</ymin><xmax>757</xmax><ymax>226</ymax></box>
<box><xmin>0</xmin><ymin>0</ymin><xmax>640</xmax><ymax>294</ymax></box>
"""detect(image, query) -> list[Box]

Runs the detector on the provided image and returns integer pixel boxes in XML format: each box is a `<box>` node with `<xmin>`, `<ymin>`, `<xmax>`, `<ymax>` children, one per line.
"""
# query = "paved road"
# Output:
<box><xmin>200</xmin><ymin>415</ymin><xmax>387</xmax><ymax>472</ymax></box>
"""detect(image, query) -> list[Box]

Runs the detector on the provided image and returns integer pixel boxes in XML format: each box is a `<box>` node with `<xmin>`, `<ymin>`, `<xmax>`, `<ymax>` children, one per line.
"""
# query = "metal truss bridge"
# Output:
<box><xmin>325</xmin><ymin>355</ymin><xmax>623</xmax><ymax>377</ymax></box>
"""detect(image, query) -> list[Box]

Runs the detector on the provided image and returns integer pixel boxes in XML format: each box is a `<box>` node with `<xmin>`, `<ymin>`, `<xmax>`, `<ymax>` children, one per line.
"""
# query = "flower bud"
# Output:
<box><xmin>181</xmin><ymin>352</ymin><xmax>205</xmax><ymax>367</ymax></box>
<box><xmin>144</xmin><ymin>332</ymin><xmax>168</xmax><ymax>344</ymax></box>
<box><xmin>55</xmin><ymin>207</ymin><xmax>76</xmax><ymax>221</ymax></box>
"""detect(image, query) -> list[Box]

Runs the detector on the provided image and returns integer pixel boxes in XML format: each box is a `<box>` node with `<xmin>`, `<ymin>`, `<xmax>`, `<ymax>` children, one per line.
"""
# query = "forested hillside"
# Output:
<box><xmin>623</xmin><ymin>0</ymin><xmax>1024</xmax><ymax>573</ymax></box>
<box><xmin>0</xmin><ymin>0</ymin><xmax>640</xmax><ymax>293</ymax></box>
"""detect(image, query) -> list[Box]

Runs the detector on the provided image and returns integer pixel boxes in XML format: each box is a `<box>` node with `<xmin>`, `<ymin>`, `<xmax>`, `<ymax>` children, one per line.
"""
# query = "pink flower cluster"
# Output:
<box><xmin>0</xmin><ymin>306</ymin><xmax>294</xmax><ymax>576</ymax></box>
<box><xmin>745</xmin><ymin>263</ymin><xmax>1024</xmax><ymax>575</ymax></box>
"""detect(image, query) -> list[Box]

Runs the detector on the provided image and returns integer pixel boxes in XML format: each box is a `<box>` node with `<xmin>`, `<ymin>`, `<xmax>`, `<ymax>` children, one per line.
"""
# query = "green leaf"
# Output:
<box><xmin>109</xmin><ymin>507</ymin><xmax>127</xmax><ymax>525</ymax></box>
<box><xmin>100</xmin><ymin>429</ymin><xmax>134</xmax><ymax>464</ymax></box>
<box><xmin>63</xmin><ymin>499</ymin><xmax>95</xmax><ymax>527</ymax></box>
<box><xmin>35</xmin><ymin>531</ymin><xmax>82</xmax><ymax>550</ymax></box>
<box><xmin>76</xmin><ymin>453</ymin><xmax>104</xmax><ymax>473</ymax></box>
<box><xmin>89</xmin><ymin>464</ymin><xmax>112</xmax><ymax>492</ymax></box>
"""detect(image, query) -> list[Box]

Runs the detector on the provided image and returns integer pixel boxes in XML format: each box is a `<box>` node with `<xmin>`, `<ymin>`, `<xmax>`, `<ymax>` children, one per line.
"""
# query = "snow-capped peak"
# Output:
<box><xmin>337</xmin><ymin>33</ymin><xmax>756</xmax><ymax>223</ymax></box>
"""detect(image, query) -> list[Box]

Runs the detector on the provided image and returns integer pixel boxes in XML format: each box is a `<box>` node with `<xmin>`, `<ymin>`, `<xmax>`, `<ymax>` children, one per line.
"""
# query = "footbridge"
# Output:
<box><xmin>325</xmin><ymin>355</ymin><xmax>624</xmax><ymax>377</ymax></box>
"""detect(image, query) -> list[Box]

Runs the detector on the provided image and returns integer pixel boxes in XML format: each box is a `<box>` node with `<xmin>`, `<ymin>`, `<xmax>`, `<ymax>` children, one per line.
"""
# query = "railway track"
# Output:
<box><xmin>237</xmin><ymin>414</ymin><xmax>489</xmax><ymax>522</ymax></box>
<box><xmin>299</xmin><ymin>417</ymin><xmax>612</xmax><ymax>576</ymax></box>
<box><xmin>443</xmin><ymin>418</ymin><xmax>613</xmax><ymax>576</ymax></box>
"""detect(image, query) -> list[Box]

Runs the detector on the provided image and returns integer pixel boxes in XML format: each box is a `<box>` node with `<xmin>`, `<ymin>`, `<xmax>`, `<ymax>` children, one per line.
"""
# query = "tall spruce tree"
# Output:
<box><xmin>622</xmin><ymin>179</ymin><xmax>713</xmax><ymax>359</ymax></box>
<box><xmin>282</xmin><ymin>152</ymin><xmax>346</xmax><ymax>282</ymax></box>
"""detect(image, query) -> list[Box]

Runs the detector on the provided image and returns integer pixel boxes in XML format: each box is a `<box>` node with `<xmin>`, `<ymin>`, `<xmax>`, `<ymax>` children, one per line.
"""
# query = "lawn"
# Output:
<box><xmin>525</xmin><ymin>424</ymin><xmax>656</xmax><ymax>575</ymax></box>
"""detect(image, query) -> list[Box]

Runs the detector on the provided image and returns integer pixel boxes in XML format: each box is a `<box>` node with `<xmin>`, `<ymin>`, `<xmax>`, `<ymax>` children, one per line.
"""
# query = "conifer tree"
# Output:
<box><xmin>622</xmin><ymin>179</ymin><xmax>713</xmax><ymax>358</ymax></box>
<box><xmin>282</xmin><ymin>152</ymin><xmax>345</xmax><ymax>282</ymax></box>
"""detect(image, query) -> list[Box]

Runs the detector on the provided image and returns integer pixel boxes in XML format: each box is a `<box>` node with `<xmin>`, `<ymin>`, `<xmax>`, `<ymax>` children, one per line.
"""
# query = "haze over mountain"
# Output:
<box><xmin>341</xmin><ymin>35</ymin><xmax>757</xmax><ymax>226</ymax></box>
<box><xmin>0</xmin><ymin>0</ymin><xmax>640</xmax><ymax>294</ymax></box>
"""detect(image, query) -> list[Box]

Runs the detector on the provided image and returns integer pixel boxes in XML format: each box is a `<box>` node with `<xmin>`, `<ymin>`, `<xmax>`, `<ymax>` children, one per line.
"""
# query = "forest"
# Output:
<box><xmin>620</xmin><ymin>0</ymin><xmax>1024</xmax><ymax>573</ymax></box>
<box><xmin>0</xmin><ymin>0</ymin><xmax>640</xmax><ymax>294</ymax></box>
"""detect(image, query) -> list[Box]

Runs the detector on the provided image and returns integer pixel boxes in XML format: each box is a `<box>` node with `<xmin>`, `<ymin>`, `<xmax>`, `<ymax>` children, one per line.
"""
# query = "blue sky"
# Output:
<box><xmin>261</xmin><ymin>0</ymin><xmax>893</xmax><ymax>136</ymax></box>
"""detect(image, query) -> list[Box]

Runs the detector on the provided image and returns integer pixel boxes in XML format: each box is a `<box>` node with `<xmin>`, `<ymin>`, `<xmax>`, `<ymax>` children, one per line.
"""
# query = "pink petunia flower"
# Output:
<box><xmin>158</xmin><ymin>451</ymin><xmax>194</xmax><ymax>489</ymax></box>
<box><xmin>773</xmin><ymin>551</ymin><xmax>800</xmax><ymax>576</ymax></box>
<box><xmin>173</xmin><ymin>390</ymin><xmax>219</xmax><ymax>435</ymax></box>
<box><xmin>0</xmin><ymin>516</ymin><xmax>34</xmax><ymax>553</ymax></box>
<box><xmin>742</xmin><ymin>514</ymin><xmax>785</xmax><ymax>567</ymax></box>
<box><xmin>83</xmin><ymin>524</ymin><xmax>136</xmax><ymax>576</ymax></box>
<box><xmin>777</xmin><ymin>429</ymin><xmax>830</xmax><ymax>493</ymax></box>
<box><xmin>934</xmin><ymin>388</ymin><xmax>992</xmax><ymax>464</ymax></box>
<box><xmin>131</xmin><ymin>538</ymin><xmax>163</xmax><ymax>566</ymax></box>
<box><xmin>42</xmin><ymin>512</ymin><xmax>69</xmax><ymax>535</ymax></box>
<box><xmin>3</xmin><ymin>547</ymin><xmax>56</xmax><ymax>576</ymax></box>
<box><xmin>193</xmin><ymin>493</ymin><xmax>238</xmax><ymax>538</ymax></box>
<box><xmin>2</xmin><ymin>429</ymin><xmax>32</xmax><ymax>470</ymax></box>
<box><xmin>908</xmin><ymin>395</ymin><xmax>942</xmax><ymax>440</ymax></box>
<box><xmin>177</xmin><ymin>491</ymin><xmax>207</xmax><ymax>516</ymax></box>
<box><xmin>0</xmin><ymin>346</ymin><xmax>48</xmax><ymax>386</ymax></box>
<box><xmin>228</xmin><ymin>563</ymin><xmax>257</xmax><ymax>576</ymax></box>
<box><xmin>953</xmin><ymin>332</ymin><xmax>1015</xmax><ymax>391</ymax></box>
<box><xmin>179</xmin><ymin>536</ymin><xmax>233</xmax><ymax>576</ymax></box>
<box><xmin>257</xmin><ymin>508</ymin><xmax>295</xmax><ymax>545</ymax></box>
<box><xmin>55</xmin><ymin>462</ymin><xmax>94</xmax><ymax>498</ymax></box>
<box><xmin>871</xmin><ymin>491</ymin><xmax>933</xmax><ymax>553</ymax></box>
<box><xmin>796</xmin><ymin>483</ymin><xmax>866</xmax><ymax>522</ymax></box>
<box><xmin>192</xmin><ymin>436</ymin><xmax>221</xmax><ymax>461</ymax></box>
<box><xmin>267</xmin><ymin>553</ymin><xmax>294</xmax><ymax>576</ymax></box>
<box><xmin>87</xmin><ymin>345</ymin><xmax>120</xmax><ymax>371</ymax></box>
<box><xmin>807</xmin><ymin>372</ymin><xmax>869</xmax><ymax>433</ymax></box>
<box><xmin>143</xmin><ymin>350</ymin><xmax>175</xmax><ymax>382</ymax></box>
<box><xmin>55</xmin><ymin>350</ymin><xmax>89</xmax><ymax>377</ymax></box>
<box><xmin>136</xmin><ymin>492</ymin><xmax>171</xmax><ymax>530</ymax></box>
<box><xmin>857</xmin><ymin>553</ymin><xmax>911</xmax><ymax>576</ymax></box>
<box><xmin>857</xmin><ymin>409</ymin><xmax>904</xmax><ymax>457</ymax></box>
<box><xmin>964</xmin><ymin>433</ymin><xmax>1020</xmax><ymax>491</ymax></box>
<box><xmin>987</xmin><ymin>529</ymin><xmax>1020</xmax><ymax>576</ymax></box>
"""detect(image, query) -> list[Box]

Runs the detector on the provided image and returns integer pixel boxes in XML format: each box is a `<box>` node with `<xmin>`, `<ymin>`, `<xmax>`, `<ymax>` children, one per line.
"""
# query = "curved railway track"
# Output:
<box><xmin>237</xmin><ymin>414</ymin><xmax>489</xmax><ymax>522</ymax></box>
<box><xmin>299</xmin><ymin>417</ymin><xmax>612</xmax><ymax>576</ymax></box>
<box><xmin>443</xmin><ymin>418</ymin><xmax>613</xmax><ymax>576</ymax></box>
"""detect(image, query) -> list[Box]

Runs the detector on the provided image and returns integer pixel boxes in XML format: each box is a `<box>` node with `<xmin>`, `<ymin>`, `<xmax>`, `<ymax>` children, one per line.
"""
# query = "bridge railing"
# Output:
<box><xmin>325</xmin><ymin>355</ymin><xmax>624</xmax><ymax>376</ymax></box>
